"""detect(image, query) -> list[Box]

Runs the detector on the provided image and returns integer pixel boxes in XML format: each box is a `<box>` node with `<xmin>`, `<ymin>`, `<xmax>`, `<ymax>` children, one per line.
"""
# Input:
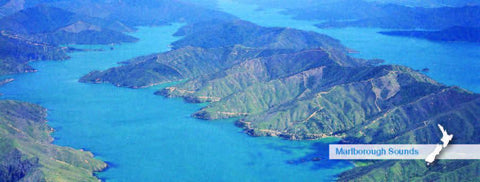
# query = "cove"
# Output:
<box><xmin>218</xmin><ymin>0</ymin><xmax>480</xmax><ymax>93</ymax></box>
<box><xmin>0</xmin><ymin>25</ymin><xmax>351</xmax><ymax>181</ymax></box>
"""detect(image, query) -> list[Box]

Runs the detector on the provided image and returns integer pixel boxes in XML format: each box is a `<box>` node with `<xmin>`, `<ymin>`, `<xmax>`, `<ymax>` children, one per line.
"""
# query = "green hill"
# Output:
<box><xmin>171</xmin><ymin>20</ymin><xmax>346</xmax><ymax>50</ymax></box>
<box><xmin>0</xmin><ymin>100</ymin><xmax>106</xmax><ymax>181</ymax></box>
<box><xmin>80</xmin><ymin>20</ymin><xmax>352</xmax><ymax>88</ymax></box>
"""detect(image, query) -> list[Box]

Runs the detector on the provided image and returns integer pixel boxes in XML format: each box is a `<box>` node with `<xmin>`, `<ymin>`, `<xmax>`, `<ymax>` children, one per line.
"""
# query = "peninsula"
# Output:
<box><xmin>81</xmin><ymin>19</ymin><xmax>480</xmax><ymax>181</ymax></box>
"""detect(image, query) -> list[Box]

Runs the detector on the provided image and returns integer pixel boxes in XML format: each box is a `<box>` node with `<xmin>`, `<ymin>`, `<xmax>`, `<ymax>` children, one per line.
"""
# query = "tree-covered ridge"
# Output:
<box><xmin>166</xmin><ymin>62</ymin><xmax>467</xmax><ymax>141</ymax></box>
<box><xmin>0</xmin><ymin>100</ymin><xmax>106</xmax><ymax>181</ymax></box>
<box><xmin>80</xmin><ymin>20</ymin><xmax>353</xmax><ymax>88</ymax></box>
<box><xmin>80</xmin><ymin>46</ymin><xmax>267</xmax><ymax>88</ymax></box>
<box><xmin>171</xmin><ymin>20</ymin><xmax>346</xmax><ymax>50</ymax></box>
<box><xmin>157</xmin><ymin>48</ymin><xmax>363</xmax><ymax>102</ymax></box>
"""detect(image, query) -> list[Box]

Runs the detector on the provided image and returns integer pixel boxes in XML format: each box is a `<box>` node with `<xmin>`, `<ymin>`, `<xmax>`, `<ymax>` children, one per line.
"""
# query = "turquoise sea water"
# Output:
<box><xmin>0</xmin><ymin>25</ymin><xmax>350</xmax><ymax>181</ymax></box>
<box><xmin>2</xmin><ymin>1</ymin><xmax>479</xmax><ymax>181</ymax></box>
<box><xmin>218</xmin><ymin>0</ymin><xmax>480</xmax><ymax>93</ymax></box>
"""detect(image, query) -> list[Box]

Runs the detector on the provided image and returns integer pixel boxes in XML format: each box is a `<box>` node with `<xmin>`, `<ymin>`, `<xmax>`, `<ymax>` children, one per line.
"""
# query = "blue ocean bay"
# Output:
<box><xmin>1</xmin><ymin>1</ymin><xmax>479</xmax><ymax>181</ymax></box>
<box><xmin>0</xmin><ymin>25</ymin><xmax>350</xmax><ymax>181</ymax></box>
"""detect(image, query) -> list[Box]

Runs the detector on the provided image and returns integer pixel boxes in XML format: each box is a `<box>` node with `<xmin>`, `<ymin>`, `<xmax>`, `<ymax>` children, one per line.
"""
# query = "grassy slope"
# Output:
<box><xmin>0</xmin><ymin>100</ymin><xmax>106</xmax><ymax>181</ymax></box>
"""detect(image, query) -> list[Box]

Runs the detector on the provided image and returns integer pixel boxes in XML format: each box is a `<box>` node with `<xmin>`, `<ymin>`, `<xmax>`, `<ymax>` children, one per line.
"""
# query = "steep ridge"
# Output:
<box><xmin>184</xmin><ymin>65</ymin><xmax>448</xmax><ymax>139</ymax></box>
<box><xmin>80</xmin><ymin>46</ymin><xmax>269</xmax><ymax>88</ymax></box>
<box><xmin>157</xmin><ymin>49</ymin><xmax>362</xmax><ymax>102</ymax></box>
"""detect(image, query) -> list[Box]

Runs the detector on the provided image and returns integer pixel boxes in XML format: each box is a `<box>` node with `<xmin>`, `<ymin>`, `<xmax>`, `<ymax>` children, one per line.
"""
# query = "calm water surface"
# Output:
<box><xmin>0</xmin><ymin>25</ymin><xmax>350</xmax><ymax>181</ymax></box>
<box><xmin>3</xmin><ymin>2</ymin><xmax>477</xmax><ymax>181</ymax></box>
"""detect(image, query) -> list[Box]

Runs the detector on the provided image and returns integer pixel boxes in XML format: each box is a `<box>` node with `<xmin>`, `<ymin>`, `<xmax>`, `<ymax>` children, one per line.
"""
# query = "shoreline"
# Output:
<box><xmin>47</xmin><ymin>119</ymin><xmax>108</xmax><ymax>181</ymax></box>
